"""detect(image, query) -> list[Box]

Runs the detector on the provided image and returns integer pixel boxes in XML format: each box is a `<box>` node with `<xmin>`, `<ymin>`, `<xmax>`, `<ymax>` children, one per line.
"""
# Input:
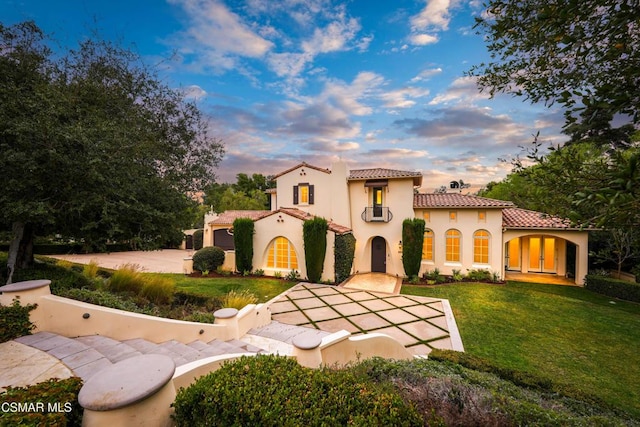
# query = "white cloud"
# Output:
<box><xmin>380</xmin><ymin>87</ymin><xmax>431</xmax><ymax>109</ymax></box>
<box><xmin>411</xmin><ymin>0</ymin><xmax>452</xmax><ymax>31</ymax></box>
<box><xmin>168</xmin><ymin>0</ymin><xmax>273</xmax><ymax>72</ymax></box>
<box><xmin>302</xmin><ymin>17</ymin><xmax>361</xmax><ymax>54</ymax></box>
<box><xmin>409</xmin><ymin>33</ymin><xmax>439</xmax><ymax>46</ymax></box>
<box><xmin>429</xmin><ymin>76</ymin><xmax>485</xmax><ymax>105</ymax></box>
<box><xmin>411</xmin><ymin>67</ymin><xmax>443</xmax><ymax>82</ymax></box>
<box><xmin>181</xmin><ymin>85</ymin><xmax>207</xmax><ymax>99</ymax></box>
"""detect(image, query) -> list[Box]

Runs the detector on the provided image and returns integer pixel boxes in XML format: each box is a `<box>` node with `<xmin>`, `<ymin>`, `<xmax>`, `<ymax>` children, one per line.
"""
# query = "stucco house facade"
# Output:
<box><xmin>204</xmin><ymin>161</ymin><xmax>588</xmax><ymax>285</ymax></box>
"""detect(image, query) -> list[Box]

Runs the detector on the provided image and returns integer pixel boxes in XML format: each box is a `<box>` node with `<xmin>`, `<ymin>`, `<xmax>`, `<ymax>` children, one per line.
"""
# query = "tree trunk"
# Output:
<box><xmin>6</xmin><ymin>222</ymin><xmax>35</xmax><ymax>285</ymax></box>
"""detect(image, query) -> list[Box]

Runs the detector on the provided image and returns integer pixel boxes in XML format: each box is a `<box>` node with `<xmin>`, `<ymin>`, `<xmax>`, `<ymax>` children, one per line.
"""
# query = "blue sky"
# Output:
<box><xmin>2</xmin><ymin>0</ymin><xmax>565</xmax><ymax>189</ymax></box>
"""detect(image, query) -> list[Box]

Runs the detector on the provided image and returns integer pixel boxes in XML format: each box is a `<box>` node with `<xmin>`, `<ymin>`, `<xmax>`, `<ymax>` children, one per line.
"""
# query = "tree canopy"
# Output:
<box><xmin>469</xmin><ymin>0</ymin><xmax>640</xmax><ymax>127</ymax></box>
<box><xmin>1</xmin><ymin>21</ymin><xmax>224</xmax><ymax>282</ymax></box>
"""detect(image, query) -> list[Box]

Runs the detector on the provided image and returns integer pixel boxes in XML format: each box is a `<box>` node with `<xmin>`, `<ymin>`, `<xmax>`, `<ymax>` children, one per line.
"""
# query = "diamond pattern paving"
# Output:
<box><xmin>270</xmin><ymin>282</ymin><xmax>460</xmax><ymax>355</ymax></box>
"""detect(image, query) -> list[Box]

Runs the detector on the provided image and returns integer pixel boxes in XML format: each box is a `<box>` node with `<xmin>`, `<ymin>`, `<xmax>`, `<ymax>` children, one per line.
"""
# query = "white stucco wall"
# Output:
<box><xmin>252</xmin><ymin>212</ymin><xmax>337</xmax><ymax>282</ymax></box>
<box><xmin>275</xmin><ymin>165</ymin><xmax>333</xmax><ymax>219</ymax></box>
<box><xmin>416</xmin><ymin>208</ymin><xmax>504</xmax><ymax>278</ymax></box>
<box><xmin>348</xmin><ymin>178</ymin><xmax>417</xmax><ymax>276</ymax></box>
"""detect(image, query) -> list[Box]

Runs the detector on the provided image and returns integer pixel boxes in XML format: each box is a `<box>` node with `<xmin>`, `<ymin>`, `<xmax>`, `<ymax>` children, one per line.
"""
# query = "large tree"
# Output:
<box><xmin>0</xmin><ymin>22</ymin><xmax>224</xmax><ymax>283</ymax></box>
<box><xmin>469</xmin><ymin>0</ymin><xmax>640</xmax><ymax>127</ymax></box>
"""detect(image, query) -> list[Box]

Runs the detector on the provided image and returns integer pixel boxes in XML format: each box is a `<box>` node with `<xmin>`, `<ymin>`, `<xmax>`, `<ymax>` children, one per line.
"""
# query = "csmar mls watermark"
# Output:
<box><xmin>1</xmin><ymin>401</ymin><xmax>73</xmax><ymax>413</ymax></box>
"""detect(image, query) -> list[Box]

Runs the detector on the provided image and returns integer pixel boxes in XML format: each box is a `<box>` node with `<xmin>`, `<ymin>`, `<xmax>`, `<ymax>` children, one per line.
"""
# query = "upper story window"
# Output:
<box><xmin>478</xmin><ymin>211</ymin><xmax>486</xmax><ymax>222</ymax></box>
<box><xmin>449</xmin><ymin>211</ymin><xmax>457</xmax><ymax>222</ymax></box>
<box><xmin>422</xmin><ymin>229</ymin><xmax>434</xmax><ymax>261</ymax></box>
<box><xmin>293</xmin><ymin>184</ymin><xmax>314</xmax><ymax>205</ymax></box>
<box><xmin>445</xmin><ymin>229</ymin><xmax>461</xmax><ymax>262</ymax></box>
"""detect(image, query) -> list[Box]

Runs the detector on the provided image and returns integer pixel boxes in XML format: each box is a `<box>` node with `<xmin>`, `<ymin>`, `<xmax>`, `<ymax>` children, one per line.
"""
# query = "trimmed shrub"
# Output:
<box><xmin>585</xmin><ymin>274</ymin><xmax>640</xmax><ymax>302</ymax></box>
<box><xmin>0</xmin><ymin>377</ymin><xmax>83</xmax><ymax>426</ymax></box>
<box><xmin>192</xmin><ymin>246</ymin><xmax>225</xmax><ymax>272</ymax></box>
<box><xmin>402</xmin><ymin>218</ymin><xmax>425</xmax><ymax>278</ymax></box>
<box><xmin>303</xmin><ymin>217</ymin><xmax>328</xmax><ymax>283</ymax></box>
<box><xmin>233</xmin><ymin>218</ymin><xmax>254</xmax><ymax>273</ymax></box>
<box><xmin>335</xmin><ymin>233</ymin><xmax>356</xmax><ymax>284</ymax></box>
<box><xmin>192</xmin><ymin>229</ymin><xmax>204</xmax><ymax>250</ymax></box>
<box><xmin>0</xmin><ymin>298</ymin><xmax>37</xmax><ymax>343</ymax></box>
<box><xmin>172</xmin><ymin>355</ymin><xmax>423</xmax><ymax>427</ymax></box>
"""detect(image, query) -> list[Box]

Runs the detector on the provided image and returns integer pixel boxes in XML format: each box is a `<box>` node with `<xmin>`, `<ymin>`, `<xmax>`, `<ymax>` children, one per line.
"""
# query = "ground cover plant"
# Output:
<box><xmin>402</xmin><ymin>281</ymin><xmax>640</xmax><ymax>417</ymax></box>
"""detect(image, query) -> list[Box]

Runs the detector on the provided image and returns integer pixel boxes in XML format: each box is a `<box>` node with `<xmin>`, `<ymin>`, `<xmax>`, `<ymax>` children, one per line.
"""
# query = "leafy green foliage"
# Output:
<box><xmin>585</xmin><ymin>274</ymin><xmax>640</xmax><ymax>303</ymax></box>
<box><xmin>172</xmin><ymin>355</ymin><xmax>423</xmax><ymax>427</ymax></box>
<box><xmin>204</xmin><ymin>173</ymin><xmax>274</xmax><ymax>212</ymax></box>
<box><xmin>402</xmin><ymin>218</ymin><xmax>425</xmax><ymax>278</ymax></box>
<box><xmin>0</xmin><ymin>21</ymin><xmax>224</xmax><ymax>273</ymax></box>
<box><xmin>233</xmin><ymin>218</ymin><xmax>254</xmax><ymax>273</ymax></box>
<box><xmin>0</xmin><ymin>377</ymin><xmax>83</xmax><ymax>427</ymax></box>
<box><xmin>469</xmin><ymin>0</ymin><xmax>640</xmax><ymax>126</ymax></box>
<box><xmin>302</xmin><ymin>217</ymin><xmax>328</xmax><ymax>283</ymax></box>
<box><xmin>192</xmin><ymin>247</ymin><xmax>225</xmax><ymax>273</ymax></box>
<box><xmin>192</xmin><ymin>229</ymin><xmax>204</xmax><ymax>251</ymax></box>
<box><xmin>284</xmin><ymin>270</ymin><xmax>301</xmax><ymax>282</ymax></box>
<box><xmin>334</xmin><ymin>233</ymin><xmax>356</xmax><ymax>284</ymax></box>
<box><xmin>0</xmin><ymin>298</ymin><xmax>37</xmax><ymax>343</ymax></box>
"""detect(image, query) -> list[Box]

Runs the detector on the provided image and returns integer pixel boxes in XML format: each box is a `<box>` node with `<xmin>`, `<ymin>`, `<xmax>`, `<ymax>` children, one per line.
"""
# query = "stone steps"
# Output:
<box><xmin>14</xmin><ymin>332</ymin><xmax>262</xmax><ymax>381</ymax></box>
<box><xmin>13</xmin><ymin>322</ymin><xmax>329</xmax><ymax>381</ymax></box>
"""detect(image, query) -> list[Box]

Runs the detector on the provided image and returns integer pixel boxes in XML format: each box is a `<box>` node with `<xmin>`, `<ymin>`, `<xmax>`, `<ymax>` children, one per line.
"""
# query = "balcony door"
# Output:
<box><xmin>372</xmin><ymin>187</ymin><xmax>383</xmax><ymax>218</ymax></box>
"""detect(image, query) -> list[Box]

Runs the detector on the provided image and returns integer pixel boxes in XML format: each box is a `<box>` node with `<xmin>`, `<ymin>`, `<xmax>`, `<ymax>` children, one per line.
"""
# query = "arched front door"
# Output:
<box><xmin>371</xmin><ymin>236</ymin><xmax>386</xmax><ymax>273</ymax></box>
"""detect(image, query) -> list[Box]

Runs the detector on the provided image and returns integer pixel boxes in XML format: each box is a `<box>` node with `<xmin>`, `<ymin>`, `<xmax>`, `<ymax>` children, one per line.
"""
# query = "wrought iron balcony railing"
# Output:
<box><xmin>361</xmin><ymin>207</ymin><xmax>393</xmax><ymax>223</ymax></box>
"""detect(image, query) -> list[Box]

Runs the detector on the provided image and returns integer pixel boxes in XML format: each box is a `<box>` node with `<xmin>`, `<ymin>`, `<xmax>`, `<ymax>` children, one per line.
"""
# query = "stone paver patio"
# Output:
<box><xmin>269</xmin><ymin>282</ymin><xmax>463</xmax><ymax>356</ymax></box>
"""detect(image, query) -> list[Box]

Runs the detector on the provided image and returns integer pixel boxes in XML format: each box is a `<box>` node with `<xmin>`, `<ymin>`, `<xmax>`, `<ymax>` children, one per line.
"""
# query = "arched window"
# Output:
<box><xmin>473</xmin><ymin>230</ymin><xmax>490</xmax><ymax>264</ymax></box>
<box><xmin>267</xmin><ymin>237</ymin><xmax>298</xmax><ymax>269</ymax></box>
<box><xmin>422</xmin><ymin>229</ymin><xmax>434</xmax><ymax>261</ymax></box>
<box><xmin>445</xmin><ymin>229</ymin><xmax>461</xmax><ymax>262</ymax></box>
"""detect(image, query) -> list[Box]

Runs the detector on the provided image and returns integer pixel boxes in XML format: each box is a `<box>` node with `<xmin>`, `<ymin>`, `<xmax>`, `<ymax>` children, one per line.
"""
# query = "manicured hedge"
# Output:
<box><xmin>303</xmin><ymin>217</ymin><xmax>328</xmax><ymax>283</ymax></box>
<box><xmin>192</xmin><ymin>229</ymin><xmax>204</xmax><ymax>250</ymax></box>
<box><xmin>402</xmin><ymin>218</ymin><xmax>425</xmax><ymax>278</ymax></box>
<box><xmin>172</xmin><ymin>355</ymin><xmax>422</xmax><ymax>427</ymax></box>
<box><xmin>585</xmin><ymin>274</ymin><xmax>640</xmax><ymax>303</ymax></box>
<box><xmin>233</xmin><ymin>218</ymin><xmax>254</xmax><ymax>273</ymax></box>
<box><xmin>192</xmin><ymin>246</ymin><xmax>225</xmax><ymax>272</ymax></box>
<box><xmin>334</xmin><ymin>233</ymin><xmax>356</xmax><ymax>284</ymax></box>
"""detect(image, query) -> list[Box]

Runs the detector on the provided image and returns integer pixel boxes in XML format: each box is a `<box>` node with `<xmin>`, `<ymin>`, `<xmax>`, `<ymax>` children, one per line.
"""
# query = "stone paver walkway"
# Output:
<box><xmin>269</xmin><ymin>283</ymin><xmax>463</xmax><ymax>356</ymax></box>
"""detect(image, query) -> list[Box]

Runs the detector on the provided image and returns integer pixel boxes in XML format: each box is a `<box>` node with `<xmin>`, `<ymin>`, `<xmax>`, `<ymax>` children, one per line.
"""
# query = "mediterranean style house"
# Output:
<box><xmin>203</xmin><ymin>161</ymin><xmax>589</xmax><ymax>285</ymax></box>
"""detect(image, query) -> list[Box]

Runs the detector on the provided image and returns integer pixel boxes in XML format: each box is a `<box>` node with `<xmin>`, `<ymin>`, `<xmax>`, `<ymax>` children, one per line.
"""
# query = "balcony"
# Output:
<box><xmin>361</xmin><ymin>207</ymin><xmax>393</xmax><ymax>223</ymax></box>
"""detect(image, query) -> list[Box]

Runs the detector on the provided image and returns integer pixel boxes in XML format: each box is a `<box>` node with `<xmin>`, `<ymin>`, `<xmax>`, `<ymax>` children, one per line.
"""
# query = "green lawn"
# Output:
<box><xmin>402</xmin><ymin>281</ymin><xmax>640</xmax><ymax>417</ymax></box>
<box><xmin>145</xmin><ymin>273</ymin><xmax>295</xmax><ymax>303</ymax></box>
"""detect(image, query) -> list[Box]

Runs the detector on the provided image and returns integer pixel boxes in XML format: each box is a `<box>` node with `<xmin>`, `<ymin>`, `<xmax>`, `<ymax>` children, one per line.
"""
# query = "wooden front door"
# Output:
<box><xmin>371</xmin><ymin>236</ymin><xmax>386</xmax><ymax>273</ymax></box>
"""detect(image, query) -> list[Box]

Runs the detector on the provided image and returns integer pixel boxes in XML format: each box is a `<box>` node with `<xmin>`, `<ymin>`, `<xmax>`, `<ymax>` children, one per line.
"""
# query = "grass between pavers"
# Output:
<box><xmin>401</xmin><ymin>281</ymin><xmax>640</xmax><ymax>418</ymax></box>
<box><xmin>143</xmin><ymin>273</ymin><xmax>295</xmax><ymax>303</ymax></box>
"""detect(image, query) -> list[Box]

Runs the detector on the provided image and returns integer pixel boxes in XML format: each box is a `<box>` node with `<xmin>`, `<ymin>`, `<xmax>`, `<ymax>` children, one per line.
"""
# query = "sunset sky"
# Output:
<box><xmin>2</xmin><ymin>0</ymin><xmax>566</xmax><ymax>190</ymax></box>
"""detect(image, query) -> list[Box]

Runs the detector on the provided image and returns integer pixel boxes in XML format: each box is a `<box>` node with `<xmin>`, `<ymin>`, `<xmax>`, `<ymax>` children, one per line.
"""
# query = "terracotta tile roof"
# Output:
<box><xmin>272</xmin><ymin>162</ymin><xmax>331</xmax><ymax>179</ymax></box>
<box><xmin>414</xmin><ymin>193</ymin><xmax>515</xmax><ymax>208</ymax></box>
<box><xmin>349</xmin><ymin>168</ymin><xmax>422</xmax><ymax>180</ymax></box>
<box><xmin>208</xmin><ymin>210</ymin><xmax>271</xmax><ymax>225</ymax></box>
<box><xmin>502</xmin><ymin>207</ymin><xmax>576</xmax><ymax>229</ymax></box>
<box><xmin>262</xmin><ymin>208</ymin><xmax>352</xmax><ymax>235</ymax></box>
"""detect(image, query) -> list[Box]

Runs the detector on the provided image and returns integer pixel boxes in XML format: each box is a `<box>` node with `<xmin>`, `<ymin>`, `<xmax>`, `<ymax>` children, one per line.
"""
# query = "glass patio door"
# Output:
<box><xmin>528</xmin><ymin>236</ymin><xmax>556</xmax><ymax>273</ymax></box>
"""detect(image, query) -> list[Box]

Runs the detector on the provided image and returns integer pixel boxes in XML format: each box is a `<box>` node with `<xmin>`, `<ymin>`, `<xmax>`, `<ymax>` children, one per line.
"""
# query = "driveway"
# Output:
<box><xmin>50</xmin><ymin>249</ymin><xmax>192</xmax><ymax>273</ymax></box>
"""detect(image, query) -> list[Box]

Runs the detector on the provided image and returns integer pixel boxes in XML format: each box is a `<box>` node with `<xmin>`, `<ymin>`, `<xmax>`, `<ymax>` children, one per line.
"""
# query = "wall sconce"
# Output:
<box><xmin>398</xmin><ymin>240</ymin><xmax>403</xmax><ymax>253</ymax></box>
<box><xmin>277</xmin><ymin>215</ymin><xmax>284</xmax><ymax>223</ymax></box>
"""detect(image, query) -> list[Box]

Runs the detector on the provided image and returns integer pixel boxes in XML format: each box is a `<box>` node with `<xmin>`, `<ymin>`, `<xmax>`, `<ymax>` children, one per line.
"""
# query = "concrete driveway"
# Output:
<box><xmin>50</xmin><ymin>249</ymin><xmax>192</xmax><ymax>274</ymax></box>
